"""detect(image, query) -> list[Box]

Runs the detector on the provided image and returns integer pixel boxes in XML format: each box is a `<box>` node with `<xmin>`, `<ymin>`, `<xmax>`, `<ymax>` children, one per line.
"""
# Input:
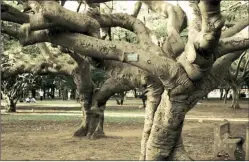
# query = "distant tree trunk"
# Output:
<box><xmin>140</xmin><ymin>87</ymin><xmax>148</xmax><ymax>108</ymax></box>
<box><xmin>142</xmin><ymin>97</ymin><xmax>146</xmax><ymax>108</ymax></box>
<box><xmin>119</xmin><ymin>95</ymin><xmax>123</xmax><ymax>105</ymax></box>
<box><xmin>51</xmin><ymin>87</ymin><xmax>55</xmax><ymax>99</ymax></box>
<box><xmin>223</xmin><ymin>88</ymin><xmax>230</xmax><ymax>104</ymax></box>
<box><xmin>43</xmin><ymin>88</ymin><xmax>46</xmax><ymax>99</ymax></box>
<box><xmin>114</xmin><ymin>92</ymin><xmax>126</xmax><ymax>105</ymax></box>
<box><xmin>120</xmin><ymin>92</ymin><xmax>126</xmax><ymax>105</ymax></box>
<box><xmin>71</xmin><ymin>89</ymin><xmax>76</xmax><ymax>99</ymax></box>
<box><xmin>58</xmin><ymin>89</ymin><xmax>61</xmax><ymax>98</ymax></box>
<box><xmin>107</xmin><ymin>28</ymin><xmax>111</xmax><ymax>41</ymax></box>
<box><xmin>1</xmin><ymin>92</ymin><xmax>11</xmax><ymax>112</ymax></box>
<box><xmin>8</xmin><ymin>98</ymin><xmax>17</xmax><ymax>112</ymax></box>
<box><xmin>219</xmin><ymin>88</ymin><xmax>223</xmax><ymax>100</ymax></box>
<box><xmin>31</xmin><ymin>89</ymin><xmax>36</xmax><ymax>98</ymax></box>
<box><xmin>230</xmin><ymin>84</ymin><xmax>241</xmax><ymax>109</ymax></box>
<box><xmin>62</xmin><ymin>89</ymin><xmax>67</xmax><ymax>100</ymax></box>
<box><xmin>133</xmin><ymin>89</ymin><xmax>138</xmax><ymax>98</ymax></box>
<box><xmin>115</xmin><ymin>96</ymin><xmax>120</xmax><ymax>105</ymax></box>
<box><xmin>21</xmin><ymin>91</ymin><xmax>24</xmax><ymax>99</ymax></box>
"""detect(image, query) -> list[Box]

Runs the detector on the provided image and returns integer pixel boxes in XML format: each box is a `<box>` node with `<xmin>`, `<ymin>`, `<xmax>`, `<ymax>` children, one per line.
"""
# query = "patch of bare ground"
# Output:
<box><xmin>1</xmin><ymin>119</ymin><xmax>248</xmax><ymax>160</ymax></box>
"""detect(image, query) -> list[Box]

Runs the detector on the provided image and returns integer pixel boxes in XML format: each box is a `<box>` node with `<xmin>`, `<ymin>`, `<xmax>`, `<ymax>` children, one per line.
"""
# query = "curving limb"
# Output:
<box><xmin>1</xmin><ymin>2</ymin><xmax>29</xmax><ymax>24</ymax></box>
<box><xmin>178</xmin><ymin>0</ymin><xmax>225</xmax><ymax>81</ymax></box>
<box><xmin>218</xmin><ymin>36</ymin><xmax>249</xmax><ymax>56</ymax></box>
<box><xmin>89</xmin><ymin>12</ymin><xmax>156</xmax><ymax>49</ymax></box>
<box><xmin>161</xmin><ymin>5</ymin><xmax>185</xmax><ymax>58</ymax></box>
<box><xmin>221</xmin><ymin>17</ymin><xmax>249</xmax><ymax>38</ymax></box>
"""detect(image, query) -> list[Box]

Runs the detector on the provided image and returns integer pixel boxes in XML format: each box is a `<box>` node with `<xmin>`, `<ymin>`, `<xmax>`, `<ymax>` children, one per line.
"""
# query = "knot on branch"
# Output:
<box><xmin>178</xmin><ymin>40</ymin><xmax>217</xmax><ymax>81</ymax></box>
<box><xmin>86</xmin><ymin>8</ymin><xmax>100</xmax><ymax>17</ymax></box>
<box><xmin>200</xmin><ymin>13</ymin><xmax>225</xmax><ymax>50</ymax></box>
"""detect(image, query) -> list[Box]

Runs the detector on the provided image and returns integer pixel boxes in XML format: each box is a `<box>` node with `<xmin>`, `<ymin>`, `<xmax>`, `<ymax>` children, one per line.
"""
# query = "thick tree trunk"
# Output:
<box><xmin>168</xmin><ymin>136</ymin><xmax>193</xmax><ymax>160</ymax></box>
<box><xmin>74</xmin><ymin>77</ymin><xmax>137</xmax><ymax>138</ymax></box>
<box><xmin>143</xmin><ymin>90</ymin><xmax>188</xmax><ymax>160</ymax></box>
<box><xmin>139</xmin><ymin>82</ymin><xmax>163</xmax><ymax>160</ymax></box>
<box><xmin>74</xmin><ymin>102</ymin><xmax>105</xmax><ymax>138</ymax></box>
<box><xmin>73</xmin><ymin>101</ymin><xmax>105</xmax><ymax>138</ymax></box>
<box><xmin>94</xmin><ymin>77</ymin><xmax>136</xmax><ymax>131</ymax></box>
<box><xmin>72</xmin><ymin>61</ymin><xmax>105</xmax><ymax>139</ymax></box>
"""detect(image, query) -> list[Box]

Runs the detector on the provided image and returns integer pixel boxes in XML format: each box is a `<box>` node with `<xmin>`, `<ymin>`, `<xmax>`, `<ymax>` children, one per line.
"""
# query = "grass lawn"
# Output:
<box><xmin>1</xmin><ymin>99</ymin><xmax>248</xmax><ymax>160</ymax></box>
<box><xmin>1</xmin><ymin>112</ymin><xmax>248</xmax><ymax>160</ymax></box>
<box><xmin>1</xmin><ymin>114</ymin><xmax>144</xmax><ymax>123</ymax></box>
<box><xmin>14</xmin><ymin>98</ymin><xmax>145</xmax><ymax>106</ymax></box>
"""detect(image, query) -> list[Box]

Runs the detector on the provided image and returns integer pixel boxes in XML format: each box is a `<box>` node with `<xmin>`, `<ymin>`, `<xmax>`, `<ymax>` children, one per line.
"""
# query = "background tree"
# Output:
<box><xmin>225</xmin><ymin>50</ymin><xmax>249</xmax><ymax>109</ymax></box>
<box><xmin>1</xmin><ymin>73</ymin><xmax>37</xmax><ymax>112</ymax></box>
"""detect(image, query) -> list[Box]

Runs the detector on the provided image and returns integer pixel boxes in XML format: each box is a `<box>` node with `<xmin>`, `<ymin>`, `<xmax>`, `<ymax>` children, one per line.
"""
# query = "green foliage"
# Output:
<box><xmin>221</xmin><ymin>1</ymin><xmax>248</xmax><ymax>23</ymax></box>
<box><xmin>2</xmin><ymin>0</ymin><xmax>24</xmax><ymax>11</ymax></box>
<box><xmin>91</xmin><ymin>68</ymin><xmax>108</xmax><ymax>87</ymax></box>
<box><xmin>3</xmin><ymin>29</ymin><xmax>40</xmax><ymax>57</ymax></box>
<box><xmin>230</xmin><ymin>50</ymin><xmax>249</xmax><ymax>75</ymax></box>
<box><xmin>1</xmin><ymin>114</ymin><xmax>144</xmax><ymax>123</ymax></box>
<box><xmin>1</xmin><ymin>73</ymin><xmax>38</xmax><ymax>103</ymax></box>
<box><xmin>35</xmin><ymin>74</ymin><xmax>76</xmax><ymax>91</ymax></box>
<box><xmin>112</xmin><ymin>27</ymin><xmax>138</xmax><ymax>43</ymax></box>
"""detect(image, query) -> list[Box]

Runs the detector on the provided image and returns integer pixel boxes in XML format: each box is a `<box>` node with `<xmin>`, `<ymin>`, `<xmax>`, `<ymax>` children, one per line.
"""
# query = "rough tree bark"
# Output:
<box><xmin>71</xmin><ymin>60</ymin><xmax>104</xmax><ymax>138</ymax></box>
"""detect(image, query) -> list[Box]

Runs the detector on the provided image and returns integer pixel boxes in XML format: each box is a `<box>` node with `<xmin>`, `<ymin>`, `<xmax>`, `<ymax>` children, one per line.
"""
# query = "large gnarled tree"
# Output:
<box><xmin>2</xmin><ymin>0</ymin><xmax>249</xmax><ymax>160</ymax></box>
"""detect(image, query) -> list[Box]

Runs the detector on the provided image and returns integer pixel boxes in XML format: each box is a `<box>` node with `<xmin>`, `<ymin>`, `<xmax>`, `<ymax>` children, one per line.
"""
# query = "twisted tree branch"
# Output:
<box><xmin>218</xmin><ymin>37</ymin><xmax>249</xmax><ymax>56</ymax></box>
<box><xmin>89</xmin><ymin>12</ymin><xmax>155</xmax><ymax>48</ymax></box>
<box><xmin>221</xmin><ymin>17</ymin><xmax>249</xmax><ymax>38</ymax></box>
<box><xmin>177</xmin><ymin>0</ymin><xmax>224</xmax><ymax>81</ymax></box>
<box><xmin>1</xmin><ymin>2</ymin><xmax>29</xmax><ymax>24</ymax></box>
